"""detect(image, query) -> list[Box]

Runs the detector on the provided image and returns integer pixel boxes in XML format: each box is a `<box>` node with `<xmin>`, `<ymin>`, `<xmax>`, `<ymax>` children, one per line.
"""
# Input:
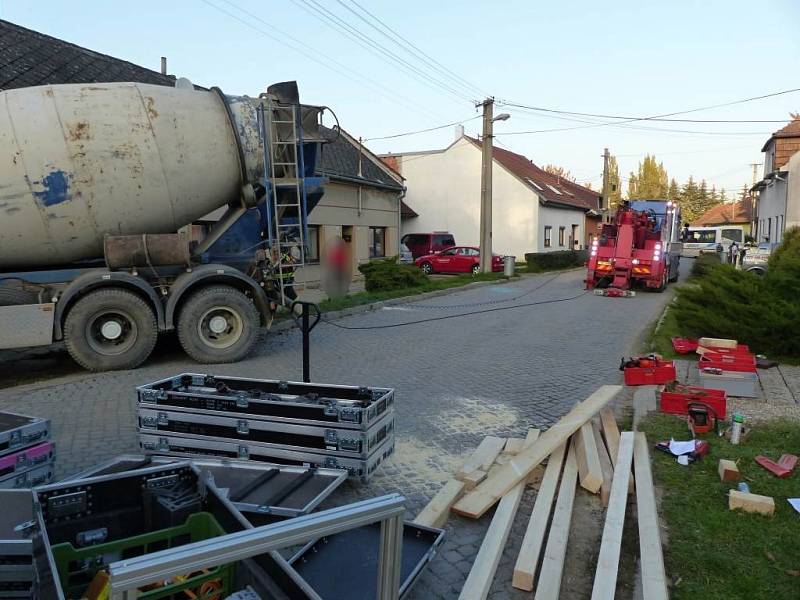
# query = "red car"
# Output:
<box><xmin>415</xmin><ymin>246</ymin><xmax>504</xmax><ymax>274</ymax></box>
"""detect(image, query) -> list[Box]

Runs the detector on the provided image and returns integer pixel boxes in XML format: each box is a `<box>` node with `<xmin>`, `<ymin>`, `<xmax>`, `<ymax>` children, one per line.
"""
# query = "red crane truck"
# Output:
<box><xmin>586</xmin><ymin>200</ymin><xmax>682</xmax><ymax>297</ymax></box>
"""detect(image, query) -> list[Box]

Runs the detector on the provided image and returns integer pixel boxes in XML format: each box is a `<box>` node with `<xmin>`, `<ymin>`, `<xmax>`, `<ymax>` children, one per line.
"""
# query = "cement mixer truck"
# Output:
<box><xmin>0</xmin><ymin>80</ymin><xmax>327</xmax><ymax>371</ymax></box>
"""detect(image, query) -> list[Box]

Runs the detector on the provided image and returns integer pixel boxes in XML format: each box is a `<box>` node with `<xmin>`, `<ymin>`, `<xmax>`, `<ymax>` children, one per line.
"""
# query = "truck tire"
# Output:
<box><xmin>177</xmin><ymin>285</ymin><xmax>259</xmax><ymax>364</ymax></box>
<box><xmin>63</xmin><ymin>288</ymin><xmax>158</xmax><ymax>371</ymax></box>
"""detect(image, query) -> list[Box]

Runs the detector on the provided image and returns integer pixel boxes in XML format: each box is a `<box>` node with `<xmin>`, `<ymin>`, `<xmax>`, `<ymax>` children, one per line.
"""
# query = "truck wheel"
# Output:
<box><xmin>64</xmin><ymin>288</ymin><xmax>158</xmax><ymax>371</ymax></box>
<box><xmin>177</xmin><ymin>285</ymin><xmax>259</xmax><ymax>364</ymax></box>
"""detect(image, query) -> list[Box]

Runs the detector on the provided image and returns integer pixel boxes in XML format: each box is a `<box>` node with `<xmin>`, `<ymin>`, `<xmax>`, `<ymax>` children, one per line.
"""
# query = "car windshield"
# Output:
<box><xmin>721</xmin><ymin>228</ymin><xmax>743</xmax><ymax>243</ymax></box>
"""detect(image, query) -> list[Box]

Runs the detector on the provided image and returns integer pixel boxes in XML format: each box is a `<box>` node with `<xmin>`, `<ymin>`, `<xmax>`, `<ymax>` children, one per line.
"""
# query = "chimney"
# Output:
<box><xmin>455</xmin><ymin>124</ymin><xmax>465</xmax><ymax>140</ymax></box>
<box><xmin>160</xmin><ymin>57</ymin><xmax>167</xmax><ymax>75</ymax></box>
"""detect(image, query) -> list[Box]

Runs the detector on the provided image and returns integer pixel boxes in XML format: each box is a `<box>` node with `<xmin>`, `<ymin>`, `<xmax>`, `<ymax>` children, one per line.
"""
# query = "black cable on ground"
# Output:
<box><xmin>321</xmin><ymin>290</ymin><xmax>590</xmax><ymax>331</ymax></box>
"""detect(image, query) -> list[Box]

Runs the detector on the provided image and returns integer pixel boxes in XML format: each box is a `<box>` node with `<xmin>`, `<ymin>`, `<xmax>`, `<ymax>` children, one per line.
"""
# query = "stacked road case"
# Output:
<box><xmin>0</xmin><ymin>411</ymin><xmax>54</xmax><ymax>490</ymax></box>
<box><xmin>136</xmin><ymin>373</ymin><xmax>396</xmax><ymax>482</ymax></box>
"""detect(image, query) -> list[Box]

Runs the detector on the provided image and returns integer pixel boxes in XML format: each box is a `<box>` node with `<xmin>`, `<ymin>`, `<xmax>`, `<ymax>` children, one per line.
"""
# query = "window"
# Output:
<box><xmin>767</xmin><ymin>218</ymin><xmax>772</xmax><ymax>241</ymax></box>
<box><xmin>547</xmin><ymin>184</ymin><xmax>563</xmax><ymax>195</ymax></box>
<box><xmin>369</xmin><ymin>227</ymin><xmax>386</xmax><ymax>258</ymax></box>
<box><xmin>721</xmin><ymin>228</ymin><xmax>742</xmax><ymax>244</ymax></box>
<box><xmin>307</xmin><ymin>225</ymin><xmax>320</xmax><ymax>263</ymax></box>
<box><xmin>433</xmin><ymin>234</ymin><xmax>455</xmax><ymax>248</ymax></box>
<box><xmin>441</xmin><ymin>247</ymin><xmax>458</xmax><ymax>256</ymax></box>
<box><xmin>688</xmin><ymin>229</ymin><xmax>716</xmax><ymax>244</ymax></box>
<box><xmin>526</xmin><ymin>178</ymin><xmax>543</xmax><ymax>191</ymax></box>
<box><xmin>571</xmin><ymin>224</ymin><xmax>580</xmax><ymax>248</ymax></box>
<box><xmin>558</xmin><ymin>226</ymin><xmax>565</xmax><ymax>247</ymax></box>
<box><xmin>462</xmin><ymin>248</ymin><xmax>479</xmax><ymax>257</ymax></box>
<box><xmin>544</xmin><ymin>226</ymin><xmax>552</xmax><ymax>248</ymax></box>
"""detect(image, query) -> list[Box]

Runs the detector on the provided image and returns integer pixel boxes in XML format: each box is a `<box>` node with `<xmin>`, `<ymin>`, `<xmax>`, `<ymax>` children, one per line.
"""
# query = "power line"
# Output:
<box><xmin>339</xmin><ymin>0</ymin><xmax>487</xmax><ymax>99</ymax></box>
<box><xmin>290</xmin><ymin>0</ymin><xmax>474</xmax><ymax>104</ymax></box>
<box><xmin>499</xmin><ymin>104</ymin><xmax>791</xmax><ymax>123</ymax></box>
<box><xmin>364</xmin><ymin>115</ymin><xmax>481</xmax><ymax>141</ymax></box>
<box><xmin>199</xmin><ymin>0</ymin><xmax>446</xmax><ymax>122</ymax></box>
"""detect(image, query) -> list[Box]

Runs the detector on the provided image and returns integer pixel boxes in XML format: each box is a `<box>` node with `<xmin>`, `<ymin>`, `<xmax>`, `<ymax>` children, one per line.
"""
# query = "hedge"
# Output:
<box><xmin>524</xmin><ymin>250</ymin><xmax>588</xmax><ymax>273</ymax></box>
<box><xmin>357</xmin><ymin>256</ymin><xmax>429</xmax><ymax>292</ymax></box>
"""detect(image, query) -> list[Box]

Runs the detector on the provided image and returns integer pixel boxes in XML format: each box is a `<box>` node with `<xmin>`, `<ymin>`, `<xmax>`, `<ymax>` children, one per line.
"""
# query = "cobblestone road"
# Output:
<box><xmin>0</xmin><ymin>268</ymin><xmax>680</xmax><ymax>598</ymax></box>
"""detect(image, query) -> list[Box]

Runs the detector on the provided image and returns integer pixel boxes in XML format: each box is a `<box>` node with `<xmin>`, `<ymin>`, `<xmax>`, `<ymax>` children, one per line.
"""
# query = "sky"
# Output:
<box><xmin>3</xmin><ymin>0</ymin><xmax>799</xmax><ymax>196</ymax></box>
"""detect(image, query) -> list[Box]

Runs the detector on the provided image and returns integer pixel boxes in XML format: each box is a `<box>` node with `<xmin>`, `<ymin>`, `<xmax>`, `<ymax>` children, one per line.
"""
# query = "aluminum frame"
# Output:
<box><xmin>108</xmin><ymin>494</ymin><xmax>406</xmax><ymax>600</ymax></box>
<box><xmin>0</xmin><ymin>460</ymin><xmax>54</xmax><ymax>490</ymax></box>
<box><xmin>137</xmin><ymin>373</ymin><xmax>394</xmax><ymax>431</ymax></box>
<box><xmin>0</xmin><ymin>412</ymin><xmax>50</xmax><ymax>458</ymax></box>
<box><xmin>138</xmin><ymin>405</ymin><xmax>395</xmax><ymax>459</ymax></box>
<box><xmin>138</xmin><ymin>430</ymin><xmax>395</xmax><ymax>481</ymax></box>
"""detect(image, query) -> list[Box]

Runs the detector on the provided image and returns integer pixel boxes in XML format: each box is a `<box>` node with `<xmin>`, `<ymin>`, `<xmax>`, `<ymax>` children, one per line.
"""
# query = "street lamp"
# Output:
<box><xmin>478</xmin><ymin>101</ymin><xmax>510</xmax><ymax>273</ymax></box>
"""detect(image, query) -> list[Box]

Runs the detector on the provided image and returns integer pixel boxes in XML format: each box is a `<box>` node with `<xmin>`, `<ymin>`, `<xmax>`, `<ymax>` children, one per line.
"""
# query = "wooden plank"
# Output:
<box><xmin>458</xmin><ymin>430</ymin><xmax>540</xmax><ymax>600</ymax></box>
<box><xmin>599</xmin><ymin>408</ymin><xmax>621</xmax><ymax>467</ymax></box>
<box><xmin>462</xmin><ymin>470</ymin><xmax>487</xmax><ymax>491</ymax></box>
<box><xmin>590</xmin><ymin>432</ymin><xmax>635</xmax><ymax>600</ymax></box>
<box><xmin>453</xmin><ymin>385</ymin><xmax>621</xmax><ymax>518</ymax></box>
<box><xmin>699</xmin><ymin>336</ymin><xmax>737</xmax><ymax>349</ymax></box>
<box><xmin>532</xmin><ymin>440</ymin><xmax>579</xmax><ymax>600</ymax></box>
<box><xmin>718</xmin><ymin>459</ymin><xmax>740</xmax><ymax>482</ymax></box>
<box><xmin>504</xmin><ymin>437</ymin><xmax>525</xmax><ymax>455</ymax></box>
<box><xmin>456</xmin><ymin>436</ymin><xmax>506</xmax><ymax>480</ymax></box>
<box><xmin>591</xmin><ymin>424</ymin><xmax>614</xmax><ymax>507</ymax></box>
<box><xmin>574</xmin><ymin>422</ymin><xmax>603</xmax><ymax>493</ymax></box>
<box><xmin>633</xmin><ymin>432</ymin><xmax>669</xmax><ymax>600</ymax></box>
<box><xmin>413</xmin><ymin>480</ymin><xmax>465</xmax><ymax>529</ymax></box>
<box><xmin>512</xmin><ymin>443</ymin><xmax>567</xmax><ymax>591</ymax></box>
<box><xmin>729</xmin><ymin>490</ymin><xmax>775</xmax><ymax>516</ymax></box>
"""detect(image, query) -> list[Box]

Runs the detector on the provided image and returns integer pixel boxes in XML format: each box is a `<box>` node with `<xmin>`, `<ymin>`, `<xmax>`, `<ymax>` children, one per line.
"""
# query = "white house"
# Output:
<box><xmin>753</xmin><ymin>117</ymin><xmax>800</xmax><ymax>245</ymax></box>
<box><xmin>381</xmin><ymin>133</ymin><xmax>601</xmax><ymax>258</ymax></box>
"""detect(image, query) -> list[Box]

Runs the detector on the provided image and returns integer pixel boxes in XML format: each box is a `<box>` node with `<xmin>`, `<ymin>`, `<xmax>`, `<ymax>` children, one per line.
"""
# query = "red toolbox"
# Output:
<box><xmin>659</xmin><ymin>385</ymin><xmax>727</xmax><ymax>420</ymax></box>
<box><xmin>671</xmin><ymin>337</ymin><xmax>699</xmax><ymax>354</ymax></box>
<box><xmin>622</xmin><ymin>356</ymin><xmax>677</xmax><ymax>386</ymax></box>
<box><xmin>699</xmin><ymin>352</ymin><xmax>756</xmax><ymax>373</ymax></box>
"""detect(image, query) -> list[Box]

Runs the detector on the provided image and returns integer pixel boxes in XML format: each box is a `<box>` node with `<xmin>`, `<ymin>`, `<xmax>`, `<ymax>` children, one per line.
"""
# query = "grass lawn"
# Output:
<box><xmin>638</xmin><ymin>413</ymin><xmax>800</xmax><ymax>599</ymax></box>
<box><xmin>644</xmin><ymin>304</ymin><xmax>683</xmax><ymax>360</ymax></box>
<box><xmin>318</xmin><ymin>271</ymin><xmax>511</xmax><ymax>312</ymax></box>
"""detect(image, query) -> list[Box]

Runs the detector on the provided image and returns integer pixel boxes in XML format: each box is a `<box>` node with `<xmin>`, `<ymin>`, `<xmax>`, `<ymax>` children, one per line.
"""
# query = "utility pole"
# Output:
<box><xmin>478</xmin><ymin>98</ymin><xmax>494</xmax><ymax>274</ymax></box>
<box><xmin>749</xmin><ymin>162</ymin><xmax>762</xmax><ymax>186</ymax></box>
<box><xmin>601</xmin><ymin>148</ymin><xmax>610</xmax><ymax>222</ymax></box>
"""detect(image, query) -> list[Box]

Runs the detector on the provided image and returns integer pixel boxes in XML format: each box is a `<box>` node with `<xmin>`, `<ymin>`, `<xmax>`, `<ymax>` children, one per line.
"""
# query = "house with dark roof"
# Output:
<box><xmin>380</xmin><ymin>131</ymin><xmax>601</xmax><ymax>257</ymax></box>
<box><xmin>0</xmin><ymin>18</ymin><xmax>405</xmax><ymax>282</ymax></box>
<box><xmin>752</xmin><ymin>116</ymin><xmax>800</xmax><ymax>245</ymax></box>
<box><xmin>691</xmin><ymin>198</ymin><xmax>754</xmax><ymax>236</ymax></box>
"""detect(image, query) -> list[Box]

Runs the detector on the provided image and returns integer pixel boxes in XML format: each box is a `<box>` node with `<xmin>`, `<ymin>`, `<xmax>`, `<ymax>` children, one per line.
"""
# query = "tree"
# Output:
<box><xmin>606</xmin><ymin>155</ymin><xmax>622</xmax><ymax>209</ymax></box>
<box><xmin>544</xmin><ymin>164</ymin><xmax>575</xmax><ymax>182</ymax></box>
<box><xmin>668</xmin><ymin>178</ymin><xmax>680</xmax><ymax>202</ymax></box>
<box><xmin>675</xmin><ymin>176</ymin><xmax>722</xmax><ymax>222</ymax></box>
<box><xmin>626</xmin><ymin>155</ymin><xmax>669</xmax><ymax>199</ymax></box>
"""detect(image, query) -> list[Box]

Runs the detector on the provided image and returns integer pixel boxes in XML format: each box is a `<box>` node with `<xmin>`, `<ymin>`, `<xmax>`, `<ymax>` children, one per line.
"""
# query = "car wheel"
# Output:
<box><xmin>420</xmin><ymin>262</ymin><xmax>433</xmax><ymax>275</ymax></box>
<box><xmin>471</xmin><ymin>264</ymin><xmax>480</xmax><ymax>275</ymax></box>
<box><xmin>64</xmin><ymin>288</ymin><xmax>158</xmax><ymax>371</ymax></box>
<box><xmin>177</xmin><ymin>285</ymin><xmax>260</xmax><ymax>364</ymax></box>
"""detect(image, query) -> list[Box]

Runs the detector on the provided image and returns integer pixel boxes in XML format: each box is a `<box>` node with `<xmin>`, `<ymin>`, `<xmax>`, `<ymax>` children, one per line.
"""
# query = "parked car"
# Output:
<box><xmin>741</xmin><ymin>242</ymin><xmax>772</xmax><ymax>275</ymax></box>
<box><xmin>415</xmin><ymin>246</ymin><xmax>504</xmax><ymax>275</ymax></box>
<box><xmin>401</xmin><ymin>232</ymin><xmax>456</xmax><ymax>259</ymax></box>
<box><xmin>399</xmin><ymin>242</ymin><xmax>414</xmax><ymax>264</ymax></box>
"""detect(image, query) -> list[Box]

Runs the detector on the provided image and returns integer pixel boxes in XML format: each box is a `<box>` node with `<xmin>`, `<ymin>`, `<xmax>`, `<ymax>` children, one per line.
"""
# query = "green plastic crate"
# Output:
<box><xmin>51</xmin><ymin>512</ymin><xmax>233</xmax><ymax>599</ymax></box>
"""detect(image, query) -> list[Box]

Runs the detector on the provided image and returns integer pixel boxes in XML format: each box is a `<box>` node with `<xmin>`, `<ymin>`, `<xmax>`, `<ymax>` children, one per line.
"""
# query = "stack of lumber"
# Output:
<box><xmin>413</xmin><ymin>384</ymin><xmax>669</xmax><ymax>600</ymax></box>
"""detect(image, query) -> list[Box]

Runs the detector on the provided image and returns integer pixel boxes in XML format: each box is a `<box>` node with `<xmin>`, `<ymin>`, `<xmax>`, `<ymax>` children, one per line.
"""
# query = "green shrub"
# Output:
<box><xmin>690</xmin><ymin>252</ymin><xmax>721</xmax><ymax>278</ymax></box>
<box><xmin>357</xmin><ymin>257</ymin><xmax>429</xmax><ymax>292</ymax></box>
<box><xmin>524</xmin><ymin>250</ymin><xmax>587</xmax><ymax>273</ymax></box>
<box><xmin>672</xmin><ymin>227</ymin><xmax>800</xmax><ymax>358</ymax></box>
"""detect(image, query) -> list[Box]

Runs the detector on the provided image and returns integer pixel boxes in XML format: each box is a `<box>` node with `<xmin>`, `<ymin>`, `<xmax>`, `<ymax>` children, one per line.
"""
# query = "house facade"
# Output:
<box><xmin>691</xmin><ymin>198</ymin><xmax>754</xmax><ymax>236</ymax></box>
<box><xmin>381</xmin><ymin>134</ymin><xmax>600</xmax><ymax>258</ymax></box>
<box><xmin>753</xmin><ymin>117</ymin><xmax>800</xmax><ymax>245</ymax></box>
<box><xmin>0</xmin><ymin>19</ymin><xmax>405</xmax><ymax>284</ymax></box>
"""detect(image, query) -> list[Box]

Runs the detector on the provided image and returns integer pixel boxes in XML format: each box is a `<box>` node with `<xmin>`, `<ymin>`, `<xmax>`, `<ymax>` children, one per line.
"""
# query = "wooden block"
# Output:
<box><xmin>633</xmin><ymin>432</ymin><xmax>669</xmax><ymax>600</ymax></box>
<box><xmin>526</xmin><ymin>465</ymin><xmax>546</xmax><ymax>488</ymax></box>
<box><xmin>532</xmin><ymin>441</ymin><xmax>579</xmax><ymax>600</ymax></box>
<box><xmin>729</xmin><ymin>490</ymin><xmax>775</xmax><ymax>516</ymax></box>
<box><xmin>512</xmin><ymin>443</ymin><xmax>567</xmax><ymax>591</ymax></box>
<box><xmin>462</xmin><ymin>470</ymin><xmax>487</xmax><ymax>491</ymax></box>
<box><xmin>458</xmin><ymin>430</ymin><xmax>539</xmax><ymax>600</ymax></box>
<box><xmin>495</xmin><ymin>455</ymin><xmax>511</xmax><ymax>466</ymax></box>
<box><xmin>599</xmin><ymin>409</ymin><xmax>621</xmax><ymax>466</ymax></box>
<box><xmin>590</xmin><ymin>432</ymin><xmax>635</xmax><ymax>600</ymax></box>
<box><xmin>504</xmin><ymin>437</ymin><xmax>525</xmax><ymax>455</ymax></box>
<box><xmin>456</xmin><ymin>436</ymin><xmax>506</xmax><ymax>480</ymax></box>
<box><xmin>413</xmin><ymin>480</ymin><xmax>465</xmax><ymax>529</ymax></box>
<box><xmin>574</xmin><ymin>422</ymin><xmax>603</xmax><ymax>493</ymax></box>
<box><xmin>591</xmin><ymin>424</ymin><xmax>614</xmax><ymax>507</ymax></box>
<box><xmin>453</xmin><ymin>385</ymin><xmax>621</xmax><ymax>519</ymax></box>
<box><xmin>718</xmin><ymin>459</ymin><xmax>740</xmax><ymax>482</ymax></box>
<box><xmin>699</xmin><ymin>336</ymin><xmax>737</xmax><ymax>349</ymax></box>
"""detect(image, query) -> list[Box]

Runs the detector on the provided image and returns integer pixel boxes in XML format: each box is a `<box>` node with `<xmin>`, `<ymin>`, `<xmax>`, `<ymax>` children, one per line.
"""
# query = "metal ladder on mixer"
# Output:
<box><xmin>262</xmin><ymin>98</ymin><xmax>310</xmax><ymax>306</ymax></box>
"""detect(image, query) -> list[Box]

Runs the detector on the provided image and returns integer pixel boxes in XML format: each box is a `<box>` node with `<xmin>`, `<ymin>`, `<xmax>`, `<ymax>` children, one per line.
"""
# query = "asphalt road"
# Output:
<box><xmin>0</xmin><ymin>267</ymin><xmax>685</xmax><ymax>598</ymax></box>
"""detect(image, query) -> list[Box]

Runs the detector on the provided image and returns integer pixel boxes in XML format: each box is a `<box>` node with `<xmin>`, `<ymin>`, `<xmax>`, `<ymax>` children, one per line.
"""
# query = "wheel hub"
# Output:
<box><xmin>100</xmin><ymin>320</ymin><xmax>123</xmax><ymax>340</ymax></box>
<box><xmin>209</xmin><ymin>315</ymin><xmax>228</xmax><ymax>334</ymax></box>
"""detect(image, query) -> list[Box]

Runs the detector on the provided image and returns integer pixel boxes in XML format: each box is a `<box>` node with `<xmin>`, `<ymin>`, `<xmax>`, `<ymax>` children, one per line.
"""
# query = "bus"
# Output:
<box><xmin>682</xmin><ymin>226</ymin><xmax>744</xmax><ymax>257</ymax></box>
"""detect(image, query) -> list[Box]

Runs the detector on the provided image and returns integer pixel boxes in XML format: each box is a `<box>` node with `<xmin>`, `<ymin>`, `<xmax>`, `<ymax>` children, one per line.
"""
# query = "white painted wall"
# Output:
<box><xmin>398</xmin><ymin>138</ymin><xmax>585</xmax><ymax>257</ymax></box>
<box><xmin>786</xmin><ymin>152</ymin><xmax>800</xmax><ymax>231</ymax></box>
<box><xmin>538</xmin><ymin>206</ymin><xmax>583</xmax><ymax>253</ymax></box>
<box><xmin>756</xmin><ymin>175</ymin><xmax>788</xmax><ymax>244</ymax></box>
